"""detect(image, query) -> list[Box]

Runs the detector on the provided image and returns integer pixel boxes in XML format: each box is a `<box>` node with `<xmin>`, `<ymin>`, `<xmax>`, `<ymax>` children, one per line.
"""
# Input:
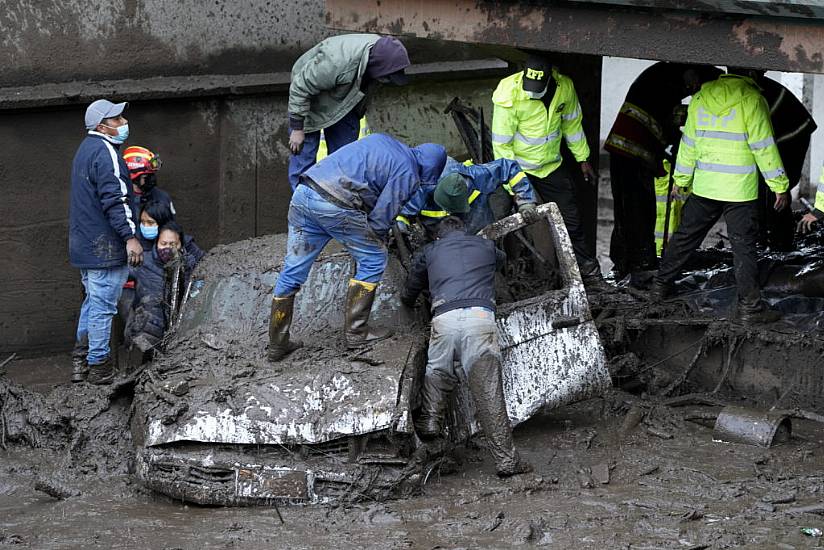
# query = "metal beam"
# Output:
<box><xmin>326</xmin><ymin>0</ymin><xmax>824</xmax><ymax>73</ymax></box>
<box><xmin>566</xmin><ymin>0</ymin><xmax>824</xmax><ymax>19</ymax></box>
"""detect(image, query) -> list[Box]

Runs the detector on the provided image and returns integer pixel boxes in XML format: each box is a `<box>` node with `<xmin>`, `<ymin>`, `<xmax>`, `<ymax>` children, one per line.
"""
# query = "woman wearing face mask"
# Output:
<box><xmin>138</xmin><ymin>200</ymin><xmax>204</xmax><ymax>261</ymax></box>
<box><xmin>125</xmin><ymin>222</ymin><xmax>202</xmax><ymax>356</ymax></box>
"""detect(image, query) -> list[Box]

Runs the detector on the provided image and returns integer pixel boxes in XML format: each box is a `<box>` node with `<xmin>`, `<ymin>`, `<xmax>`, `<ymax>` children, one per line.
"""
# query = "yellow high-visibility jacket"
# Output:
<box><xmin>815</xmin><ymin>166</ymin><xmax>824</xmax><ymax>215</ymax></box>
<box><xmin>491</xmin><ymin>68</ymin><xmax>589</xmax><ymax>178</ymax></box>
<box><xmin>674</xmin><ymin>75</ymin><xmax>789</xmax><ymax>201</ymax></box>
<box><xmin>316</xmin><ymin>116</ymin><xmax>371</xmax><ymax>162</ymax></box>
<box><xmin>653</xmin><ymin>159</ymin><xmax>688</xmax><ymax>256</ymax></box>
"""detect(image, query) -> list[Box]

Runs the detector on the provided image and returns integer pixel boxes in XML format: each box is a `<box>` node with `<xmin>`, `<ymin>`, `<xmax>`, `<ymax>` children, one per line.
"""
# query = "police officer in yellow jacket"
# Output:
<box><xmin>652</xmin><ymin>70</ymin><xmax>790</xmax><ymax>323</ymax></box>
<box><xmin>492</xmin><ymin>55</ymin><xmax>606</xmax><ymax>288</ymax></box>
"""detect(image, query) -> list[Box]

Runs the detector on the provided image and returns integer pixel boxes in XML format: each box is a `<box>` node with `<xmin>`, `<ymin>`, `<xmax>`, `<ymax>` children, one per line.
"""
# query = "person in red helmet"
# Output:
<box><xmin>123</xmin><ymin>145</ymin><xmax>176</xmax><ymax>216</ymax></box>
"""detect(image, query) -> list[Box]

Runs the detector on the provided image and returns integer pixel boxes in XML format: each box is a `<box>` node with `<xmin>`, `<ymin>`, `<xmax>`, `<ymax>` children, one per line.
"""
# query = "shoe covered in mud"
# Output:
<box><xmin>268</xmin><ymin>293</ymin><xmax>302</xmax><ymax>362</ymax></box>
<box><xmin>70</xmin><ymin>336</ymin><xmax>89</xmax><ymax>383</ymax></box>
<box><xmin>344</xmin><ymin>279</ymin><xmax>393</xmax><ymax>348</ymax></box>
<box><xmin>649</xmin><ymin>279</ymin><xmax>672</xmax><ymax>302</ymax></box>
<box><xmin>87</xmin><ymin>357</ymin><xmax>115</xmax><ymax>385</ymax></box>
<box><xmin>739</xmin><ymin>304</ymin><xmax>782</xmax><ymax>325</ymax></box>
<box><xmin>496</xmin><ymin>455</ymin><xmax>534</xmax><ymax>478</ymax></box>
<box><xmin>580</xmin><ymin>262</ymin><xmax>611</xmax><ymax>292</ymax></box>
<box><xmin>628</xmin><ymin>270</ymin><xmax>655</xmax><ymax>290</ymax></box>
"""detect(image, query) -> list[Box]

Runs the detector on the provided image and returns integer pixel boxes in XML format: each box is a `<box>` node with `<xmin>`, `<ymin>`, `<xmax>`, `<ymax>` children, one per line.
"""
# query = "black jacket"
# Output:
<box><xmin>402</xmin><ymin>230</ymin><xmax>504</xmax><ymax>317</ymax></box>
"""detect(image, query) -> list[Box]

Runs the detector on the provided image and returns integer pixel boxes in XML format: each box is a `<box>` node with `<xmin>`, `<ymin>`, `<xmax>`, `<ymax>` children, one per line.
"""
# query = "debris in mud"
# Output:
<box><xmin>33</xmin><ymin>478</ymin><xmax>80</xmax><ymax>500</ymax></box>
<box><xmin>801</xmin><ymin>527</ymin><xmax>824</xmax><ymax>537</ymax></box>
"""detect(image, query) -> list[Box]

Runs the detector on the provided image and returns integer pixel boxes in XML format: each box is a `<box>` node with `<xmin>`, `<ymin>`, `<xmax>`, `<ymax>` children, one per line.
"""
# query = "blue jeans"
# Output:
<box><xmin>274</xmin><ymin>185</ymin><xmax>388</xmax><ymax>296</ymax></box>
<box><xmin>76</xmin><ymin>265</ymin><xmax>129</xmax><ymax>365</ymax></box>
<box><xmin>287</xmin><ymin>110</ymin><xmax>360</xmax><ymax>191</ymax></box>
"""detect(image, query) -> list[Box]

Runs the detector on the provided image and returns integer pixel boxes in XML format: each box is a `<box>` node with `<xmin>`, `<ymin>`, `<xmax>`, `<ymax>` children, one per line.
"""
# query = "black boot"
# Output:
<box><xmin>467</xmin><ymin>354</ymin><xmax>532</xmax><ymax>477</ymax></box>
<box><xmin>87</xmin><ymin>357</ymin><xmax>115</xmax><ymax>386</ymax></box>
<box><xmin>71</xmin><ymin>336</ymin><xmax>89</xmax><ymax>384</ymax></box>
<box><xmin>344</xmin><ymin>279</ymin><xmax>393</xmax><ymax>348</ymax></box>
<box><xmin>649</xmin><ymin>278</ymin><xmax>673</xmax><ymax>302</ymax></box>
<box><xmin>268</xmin><ymin>294</ymin><xmax>302</xmax><ymax>362</ymax></box>
<box><xmin>739</xmin><ymin>300</ymin><xmax>781</xmax><ymax>325</ymax></box>
<box><xmin>580</xmin><ymin>261</ymin><xmax>612</xmax><ymax>292</ymax></box>
<box><xmin>415</xmin><ymin>370</ymin><xmax>454</xmax><ymax>439</ymax></box>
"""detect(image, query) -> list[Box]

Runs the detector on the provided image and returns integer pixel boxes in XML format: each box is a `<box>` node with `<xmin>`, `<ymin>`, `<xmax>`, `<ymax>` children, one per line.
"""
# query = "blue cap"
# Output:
<box><xmin>85</xmin><ymin>99</ymin><xmax>127</xmax><ymax>130</ymax></box>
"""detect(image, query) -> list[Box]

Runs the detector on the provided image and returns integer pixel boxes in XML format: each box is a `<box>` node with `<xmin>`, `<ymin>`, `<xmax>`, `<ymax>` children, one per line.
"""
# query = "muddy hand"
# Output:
<box><xmin>798</xmin><ymin>212</ymin><xmax>819</xmax><ymax>234</ymax></box>
<box><xmin>774</xmin><ymin>191</ymin><xmax>790</xmax><ymax>212</ymax></box>
<box><xmin>126</xmin><ymin>237</ymin><xmax>144</xmax><ymax>267</ymax></box>
<box><xmin>289</xmin><ymin>129</ymin><xmax>305</xmax><ymax>154</ymax></box>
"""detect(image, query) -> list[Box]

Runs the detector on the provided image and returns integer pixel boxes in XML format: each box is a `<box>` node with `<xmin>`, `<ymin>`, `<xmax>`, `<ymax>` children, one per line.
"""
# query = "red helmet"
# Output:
<box><xmin>123</xmin><ymin>145</ymin><xmax>161</xmax><ymax>181</ymax></box>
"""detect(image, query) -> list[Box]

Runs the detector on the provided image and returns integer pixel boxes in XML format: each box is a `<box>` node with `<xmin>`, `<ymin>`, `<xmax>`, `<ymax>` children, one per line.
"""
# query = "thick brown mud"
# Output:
<box><xmin>3</xmin><ymin>355</ymin><xmax>824</xmax><ymax>548</ymax></box>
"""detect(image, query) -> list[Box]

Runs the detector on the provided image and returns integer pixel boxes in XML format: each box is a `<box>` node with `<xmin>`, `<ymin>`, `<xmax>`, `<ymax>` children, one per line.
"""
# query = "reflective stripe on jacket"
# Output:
<box><xmin>400</xmin><ymin>157</ymin><xmax>537</xmax><ymax>220</ymax></box>
<box><xmin>815</xmin><ymin>165</ymin><xmax>824</xmax><ymax>216</ymax></box>
<box><xmin>674</xmin><ymin>74</ymin><xmax>789</xmax><ymax>202</ymax></box>
<box><xmin>316</xmin><ymin>116</ymin><xmax>371</xmax><ymax>162</ymax></box>
<box><xmin>653</xmin><ymin>159</ymin><xmax>687</xmax><ymax>256</ymax></box>
<box><xmin>491</xmin><ymin>69</ymin><xmax>589</xmax><ymax>178</ymax></box>
<box><xmin>604</xmin><ymin>102</ymin><xmax>663</xmax><ymax>167</ymax></box>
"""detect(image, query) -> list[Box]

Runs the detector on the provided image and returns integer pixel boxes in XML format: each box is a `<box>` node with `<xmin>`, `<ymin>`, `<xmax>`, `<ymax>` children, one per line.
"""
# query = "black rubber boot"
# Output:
<box><xmin>268</xmin><ymin>294</ymin><xmax>302</xmax><ymax>362</ymax></box>
<box><xmin>467</xmin><ymin>354</ymin><xmax>532</xmax><ymax>478</ymax></box>
<box><xmin>344</xmin><ymin>279</ymin><xmax>393</xmax><ymax>348</ymax></box>
<box><xmin>87</xmin><ymin>357</ymin><xmax>115</xmax><ymax>386</ymax></box>
<box><xmin>70</xmin><ymin>336</ymin><xmax>89</xmax><ymax>384</ymax></box>
<box><xmin>580</xmin><ymin>262</ymin><xmax>612</xmax><ymax>292</ymax></box>
<box><xmin>739</xmin><ymin>301</ymin><xmax>782</xmax><ymax>325</ymax></box>
<box><xmin>415</xmin><ymin>370</ymin><xmax>454</xmax><ymax>439</ymax></box>
<box><xmin>649</xmin><ymin>279</ymin><xmax>673</xmax><ymax>302</ymax></box>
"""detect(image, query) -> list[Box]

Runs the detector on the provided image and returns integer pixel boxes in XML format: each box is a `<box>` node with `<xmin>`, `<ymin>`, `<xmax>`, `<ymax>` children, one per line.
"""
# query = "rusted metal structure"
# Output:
<box><xmin>326</xmin><ymin>0</ymin><xmax>824</xmax><ymax>73</ymax></box>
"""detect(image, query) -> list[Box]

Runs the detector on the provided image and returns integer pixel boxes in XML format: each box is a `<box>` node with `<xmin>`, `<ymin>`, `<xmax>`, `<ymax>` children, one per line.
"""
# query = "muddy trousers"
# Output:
<box><xmin>608</xmin><ymin>154</ymin><xmax>658</xmax><ymax>274</ymax></box>
<box><xmin>529</xmin><ymin>164</ymin><xmax>600</xmax><ymax>277</ymax></box>
<box><xmin>420</xmin><ymin>307</ymin><xmax>521</xmax><ymax>472</ymax></box>
<box><xmin>76</xmin><ymin>266</ymin><xmax>129</xmax><ymax>365</ymax></box>
<box><xmin>274</xmin><ymin>184</ymin><xmax>388</xmax><ymax>297</ymax></box>
<box><xmin>656</xmin><ymin>195</ymin><xmax>761</xmax><ymax>308</ymax></box>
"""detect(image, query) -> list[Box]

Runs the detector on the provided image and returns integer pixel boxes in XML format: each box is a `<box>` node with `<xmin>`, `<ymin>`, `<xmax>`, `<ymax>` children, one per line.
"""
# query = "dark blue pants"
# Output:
<box><xmin>287</xmin><ymin>110</ymin><xmax>360</xmax><ymax>191</ymax></box>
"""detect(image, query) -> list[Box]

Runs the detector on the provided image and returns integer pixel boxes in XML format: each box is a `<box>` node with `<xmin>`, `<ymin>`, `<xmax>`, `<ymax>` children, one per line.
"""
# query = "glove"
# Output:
<box><xmin>395</xmin><ymin>218</ymin><xmax>410</xmax><ymax>235</ymax></box>
<box><xmin>518</xmin><ymin>203</ymin><xmax>540</xmax><ymax>224</ymax></box>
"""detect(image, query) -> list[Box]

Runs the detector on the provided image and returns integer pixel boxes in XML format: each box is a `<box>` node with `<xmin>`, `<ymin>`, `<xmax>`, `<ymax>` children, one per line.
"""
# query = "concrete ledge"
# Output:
<box><xmin>0</xmin><ymin>59</ymin><xmax>510</xmax><ymax>110</ymax></box>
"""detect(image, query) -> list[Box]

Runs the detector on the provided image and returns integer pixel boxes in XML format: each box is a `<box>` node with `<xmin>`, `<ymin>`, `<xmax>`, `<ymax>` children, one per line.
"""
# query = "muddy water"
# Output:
<box><xmin>3</xmin><ymin>358</ymin><xmax>824</xmax><ymax>549</ymax></box>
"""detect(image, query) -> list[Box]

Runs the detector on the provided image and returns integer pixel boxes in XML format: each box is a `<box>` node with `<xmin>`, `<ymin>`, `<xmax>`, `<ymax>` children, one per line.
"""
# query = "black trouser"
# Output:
<box><xmin>608</xmin><ymin>154</ymin><xmax>658</xmax><ymax>274</ymax></box>
<box><xmin>656</xmin><ymin>195</ymin><xmax>760</xmax><ymax>307</ymax></box>
<box><xmin>530</xmin><ymin>163</ymin><xmax>599</xmax><ymax>276</ymax></box>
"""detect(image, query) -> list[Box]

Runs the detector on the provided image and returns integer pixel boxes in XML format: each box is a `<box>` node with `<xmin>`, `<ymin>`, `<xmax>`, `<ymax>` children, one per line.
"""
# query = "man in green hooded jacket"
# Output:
<box><xmin>287</xmin><ymin>34</ymin><xmax>410</xmax><ymax>190</ymax></box>
<box><xmin>652</xmin><ymin>70</ymin><xmax>790</xmax><ymax>324</ymax></box>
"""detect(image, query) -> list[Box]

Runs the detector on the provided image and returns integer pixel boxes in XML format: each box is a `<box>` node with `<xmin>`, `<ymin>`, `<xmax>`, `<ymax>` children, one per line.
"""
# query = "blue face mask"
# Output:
<box><xmin>105</xmin><ymin>123</ymin><xmax>130</xmax><ymax>144</ymax></box>
<box><xmin>140</xmin><ymin>224</ymin><xmax>158</xmax><ymax>240</ymax></box>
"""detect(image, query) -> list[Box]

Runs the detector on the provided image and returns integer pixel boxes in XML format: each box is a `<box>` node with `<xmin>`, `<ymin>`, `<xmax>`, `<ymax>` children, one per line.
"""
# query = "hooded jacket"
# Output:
<box><xmin>288</xmin><ymin>34</ymin><xmax>409</xmax><ymax>133</ymax></box>
<box><xmin>69</xmin><ymin>132</ymin><xmax>137</xmax><ymax>269</ymax></box>
<box><xmin>302</xmin><ymin>133</ymin><xmax>446</xmax><ymax>236</ymax></box>
<box><xmin>674</xmin><ymin>74</ymin><xmax>789</xmax><ymax>202</ymax></box>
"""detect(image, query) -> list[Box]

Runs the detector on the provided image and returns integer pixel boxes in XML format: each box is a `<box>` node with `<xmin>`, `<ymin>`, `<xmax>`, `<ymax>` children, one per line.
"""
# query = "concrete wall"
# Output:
<box><xmin>0</xmin><ymin>0</ymin><xmax>512</xmax><ymax>356</ymax></box>
<box><xmin>0</xmin><ymin>78</ymin><xmax>501</xmax><ymax>356</ymax></box>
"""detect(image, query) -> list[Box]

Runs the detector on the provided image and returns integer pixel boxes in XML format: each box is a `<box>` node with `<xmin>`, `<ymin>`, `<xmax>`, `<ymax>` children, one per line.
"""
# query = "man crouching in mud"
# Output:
<box><xmin>401</xmin><ymin>213</ymin><xmax>532</xmax><ymax>477</ymax></box>
<box><xmin>268</xmin><ymin>133</ymin><xmax>446</xmax><ymax>361</ymax></box>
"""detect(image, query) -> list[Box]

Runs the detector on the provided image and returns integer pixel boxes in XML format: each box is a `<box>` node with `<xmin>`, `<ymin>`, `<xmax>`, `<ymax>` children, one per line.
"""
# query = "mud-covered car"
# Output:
<box><xmin>130</xmin><ymin>204</ymin><xmax>610</xmax><ymax>505</ymax></box>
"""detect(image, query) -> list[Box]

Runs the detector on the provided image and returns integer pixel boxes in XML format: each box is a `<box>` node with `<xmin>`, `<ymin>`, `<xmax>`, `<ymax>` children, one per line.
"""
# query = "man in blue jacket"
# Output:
<box><xmin>268</xmin><ymin>133</ymin><xmax>446</xmax><ymax>361</ymax></box>
<box><xmin>400</xmin><ymin>215</ymin><xmax>531</xmax><ymax>478</ymax></box>
<box><xmin>397</xmin><ymin>157</ymin><xmax>540</xmax><ymax>236</ymax></box>
<box><xmin>69</xmin><ymin>99</ymin><xmax>144</xmax><ymax>385</ymax></box>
